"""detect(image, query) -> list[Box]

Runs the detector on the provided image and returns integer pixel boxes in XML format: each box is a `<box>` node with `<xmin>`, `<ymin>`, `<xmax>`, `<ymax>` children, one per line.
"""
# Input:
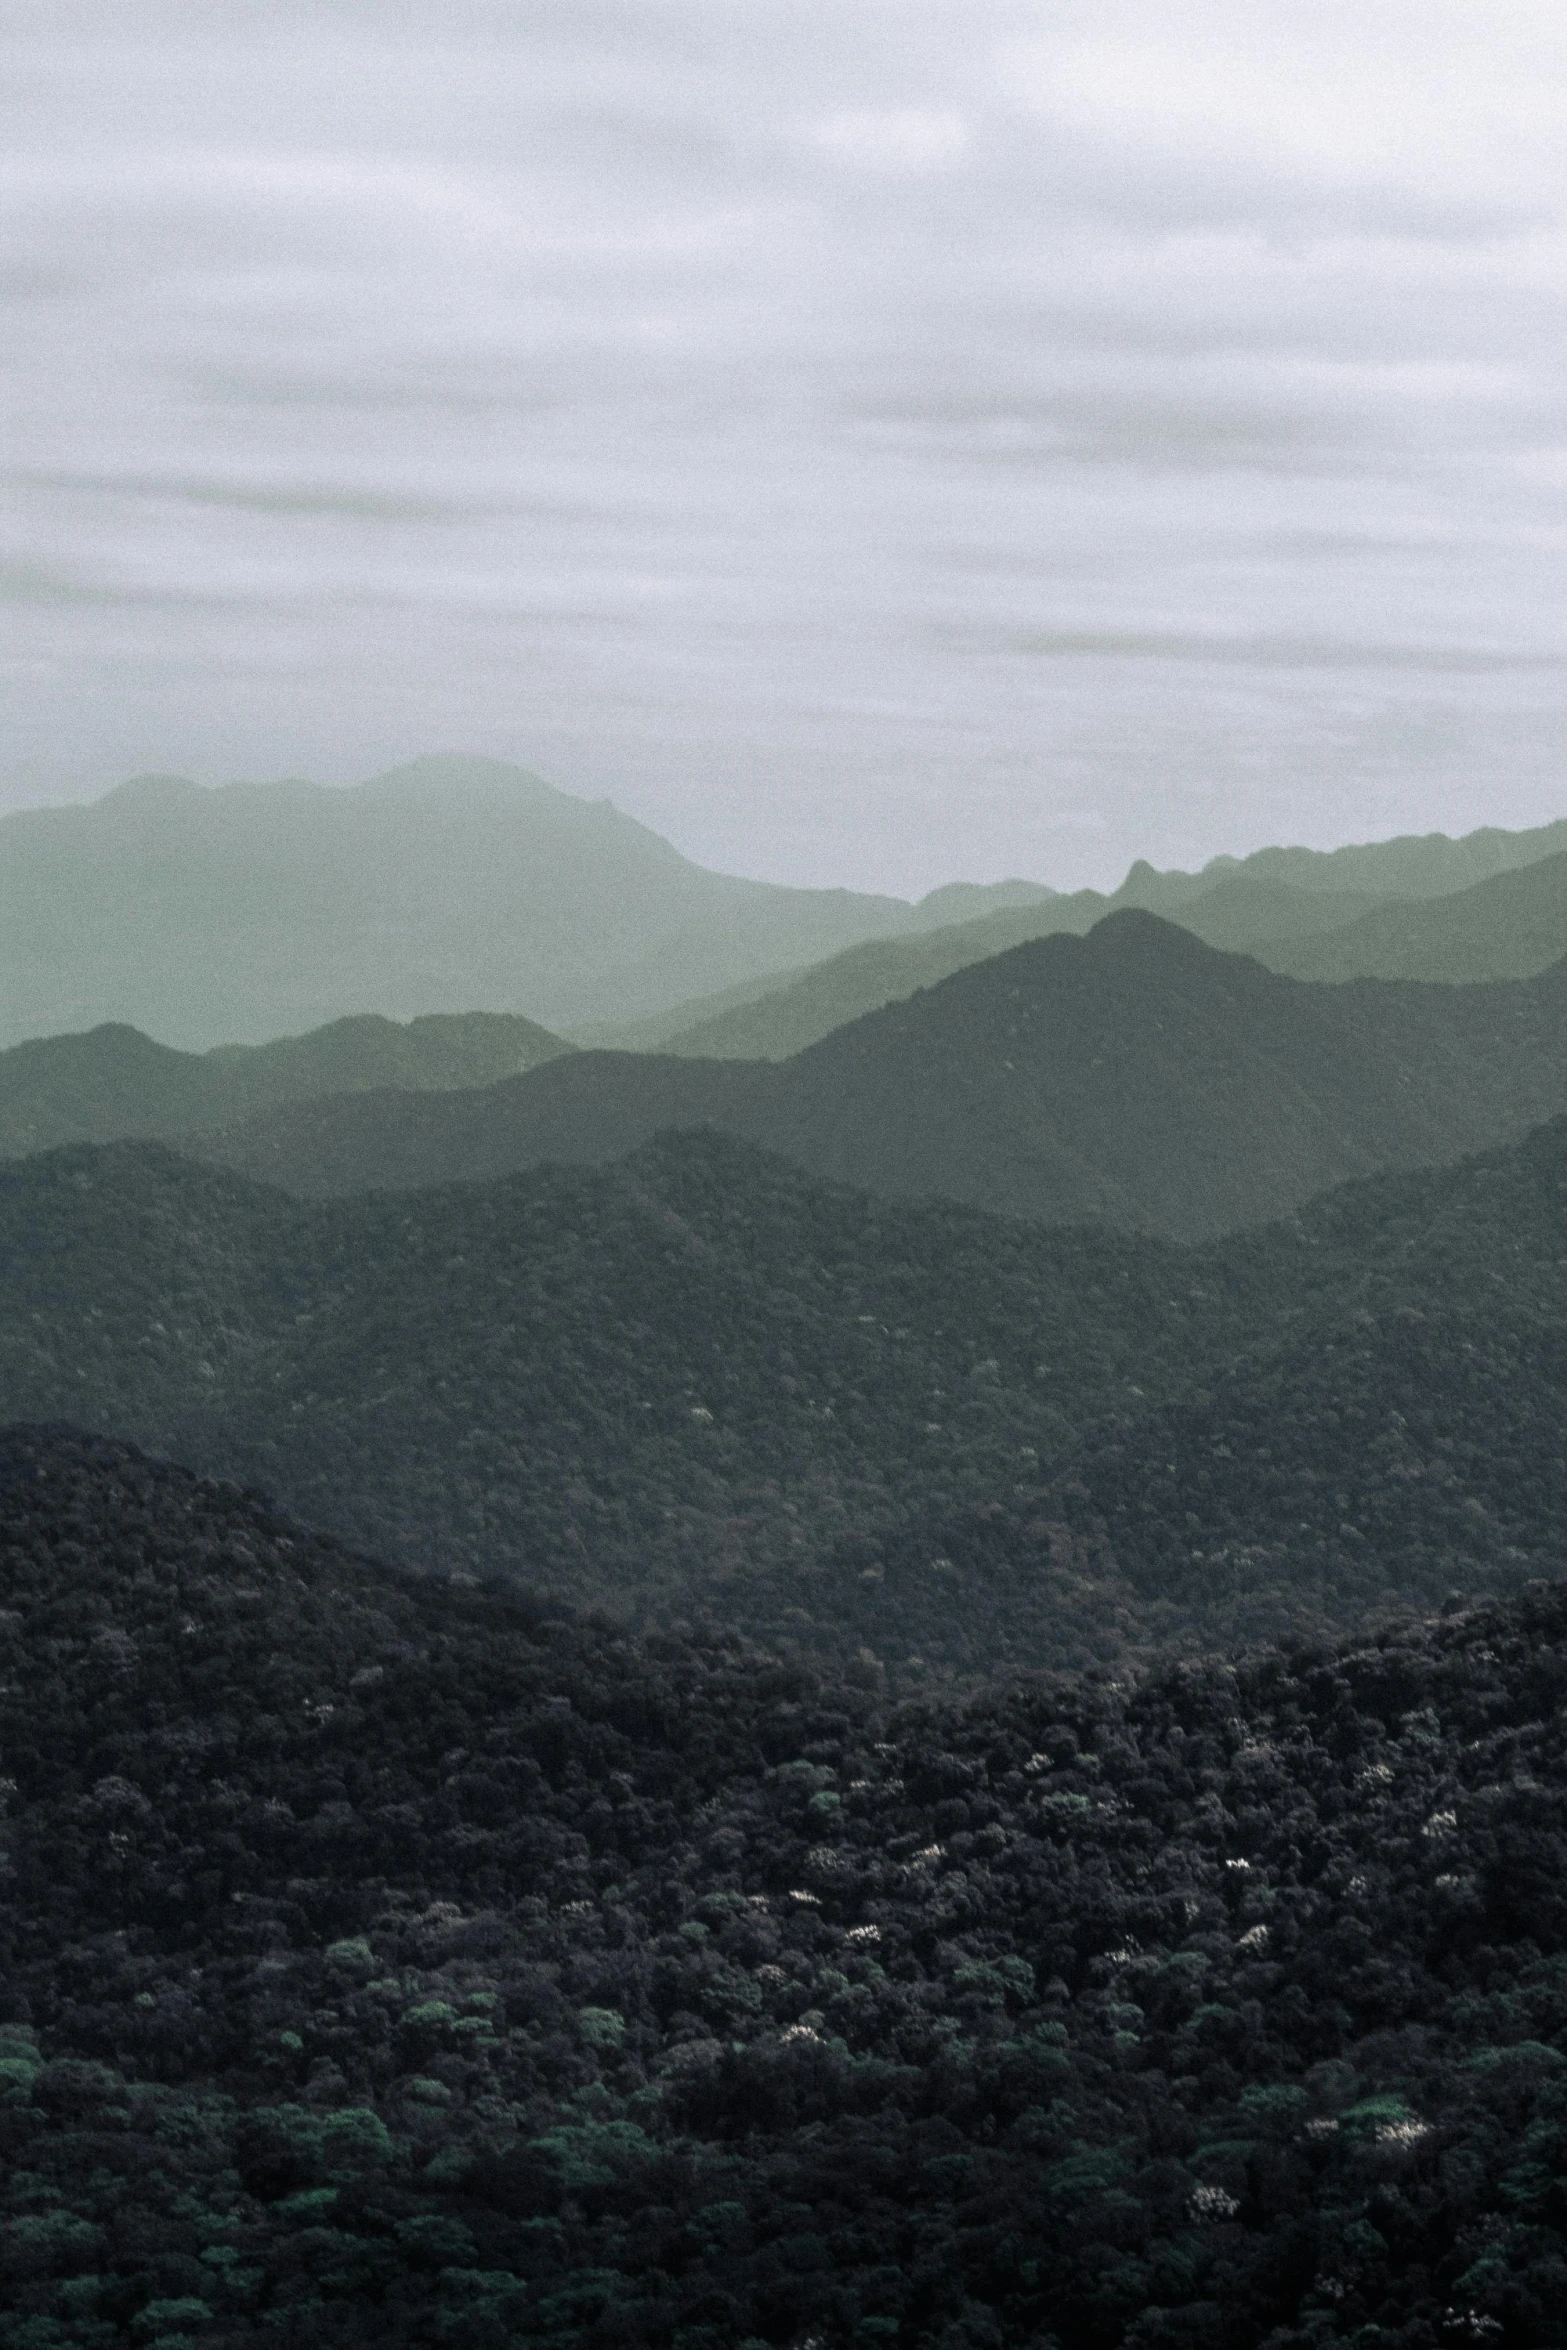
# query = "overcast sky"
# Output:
<box><xmin>3</xmin><ymin>2</ymin><xmax>1565</xmax><ymax>894</ymax></box>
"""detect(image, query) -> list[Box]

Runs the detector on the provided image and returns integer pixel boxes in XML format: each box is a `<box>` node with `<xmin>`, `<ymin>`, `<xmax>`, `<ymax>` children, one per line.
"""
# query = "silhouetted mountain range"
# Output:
<box><xmin>0</xmin><ymin>1011</ymin><xmax>570</xmax><ymax>1158</ymax></box>
<box><xmin>13</xmin><ymin>764</ymin><xmax>1567</xmax><ymax>1057</ymax></box>
<box><xmin>0</xmin><ymin>757</ymin><xmax>1053</xmax><ymax>1050</ymax></box>
<box><xmin>571</xmin><ymin>875</ymin><xmax>1381</xmax><ymax>1058</ymax></box>
<box><xmin>192</xmin><ymin>914</ymin><xmax>1567</xmax><ymax>1240</ymax></box>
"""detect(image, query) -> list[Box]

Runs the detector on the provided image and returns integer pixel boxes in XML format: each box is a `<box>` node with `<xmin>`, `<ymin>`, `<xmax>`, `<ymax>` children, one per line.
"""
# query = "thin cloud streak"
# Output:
<box><xmin>1</xmin><ymin>1</ymin><xmax>1565</xmax><ymax>893</ymax></box>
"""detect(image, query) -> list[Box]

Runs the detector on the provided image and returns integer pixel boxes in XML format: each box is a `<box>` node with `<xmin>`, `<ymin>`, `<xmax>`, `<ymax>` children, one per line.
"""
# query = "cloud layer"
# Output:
<box><xmin>3</xmin><ymin>1</ymin><xmax>1565</xmax><ymax>890</ymax></box>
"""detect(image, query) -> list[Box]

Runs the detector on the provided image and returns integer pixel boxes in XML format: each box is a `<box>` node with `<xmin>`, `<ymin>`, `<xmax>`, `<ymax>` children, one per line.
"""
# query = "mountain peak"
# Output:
<box><xmin>99</xmin><ymin>772</ymin><xmax>205</xmax><ymax>807</ymax></box>
<box><xmin>359</xmin><ymin>753</ymin><xmax>569</xmax><ymax>803</ymax></box>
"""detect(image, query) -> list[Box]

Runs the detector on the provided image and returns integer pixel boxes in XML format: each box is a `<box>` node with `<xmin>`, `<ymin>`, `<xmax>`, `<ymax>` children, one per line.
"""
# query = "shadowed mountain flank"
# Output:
<box><xmin>0</xmin><ymin>1010</ymin><xmax>571</xmax><ymax>1158</ymax></box>
<box><xmin>6</xmin><ymin>1114</ymin><xmax>1567</xmax><ymax>1663</ymax></box>
<box><xmin>195</xmin><ymin>913</ymin><xmax>1567</xmax><ymax>1240</ymax></box>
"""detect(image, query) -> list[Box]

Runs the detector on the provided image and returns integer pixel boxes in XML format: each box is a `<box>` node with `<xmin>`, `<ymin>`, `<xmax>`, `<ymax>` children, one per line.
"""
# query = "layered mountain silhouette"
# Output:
<box><xmin>0</xmin><ymin>756</ymin><xmax>1052</xmax><ymax>1049</ymax></box>
<box><xmin>14</xmin><ymin>760</ymin><xmax>1567</xmax><ymax>1057</ymax></box>
<box><xmin>600</xmin><ymin>874</ymin><xmax>1376</xmax><ymax>1061</ymax></box>
<box><xmin>193</xmin><ymin>912</ymin><xmax>1567</xmax><ymax>1239</ymax></box>
<box><xmin>1271</xmin><ymin>845</ymin><xmax>1567</xmax><ymax>984</ymax></box>
<box><xmin>0</xmin><ymin>1009</ymin><xmax>569</xmax><ymax>1157</ymax></box>
<box><xmin>591</xmin><ymin>827</ymin><xmax>1567</xmax><ymax>1064</ymax></box>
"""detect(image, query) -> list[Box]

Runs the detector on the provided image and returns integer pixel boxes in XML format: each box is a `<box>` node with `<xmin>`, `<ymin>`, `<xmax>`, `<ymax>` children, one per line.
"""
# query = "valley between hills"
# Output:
<box><xmin>4</xmin><ymin>765</ymin><xmax>1567</xmax><ymax>2349</ymax></box>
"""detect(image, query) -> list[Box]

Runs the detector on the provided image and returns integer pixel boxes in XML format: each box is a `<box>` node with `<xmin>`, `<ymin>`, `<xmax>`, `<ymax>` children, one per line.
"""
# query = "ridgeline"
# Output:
<box><xmin>193</xmin><ymin>916</ymin><xmax>1567</xmax><ymax>1240</ymax></box>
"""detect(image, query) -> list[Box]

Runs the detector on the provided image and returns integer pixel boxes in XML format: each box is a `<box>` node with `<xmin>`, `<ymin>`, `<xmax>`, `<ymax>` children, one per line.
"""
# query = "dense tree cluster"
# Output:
<box><xmin>4</xmin><ymin>1120</ymin><xmax>1567</xmax><ymax>1674</ymax></box>
<box><xmin>2</xmin><ymin>1428</ymin><xmax>1566</xmax><ymax>2347</ymax></box>
<box><xmin>0</xmin><ymin>1129</ymin><xmax>1268</xmax><ymax>1662</ymax></box>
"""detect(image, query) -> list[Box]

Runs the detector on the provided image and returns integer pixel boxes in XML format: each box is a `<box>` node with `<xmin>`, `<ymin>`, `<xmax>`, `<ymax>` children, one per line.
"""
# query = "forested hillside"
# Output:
<box><xmin>1</xmin><ymin>1426</ymin><xmax>1565</xmax><ymax>2347</ymax></box>
<box><xmin>10</xmin><ymin>779</ymin><xmax>1567</xmax><ymax>2347</ymax></box>
<box><xmin>0</xmin><ymin>1013</ymin><xmax>570</xmax><ymax>1158</ymax></box>
<box><xmin>194</xmin><ymin>916</ymin><xmax>1567</xmax><ymax>1240</ymax></box>
<box><xmin>4</xmin><ymin>1115</ymin><xmax>1567</xmax><ymax>1669</ymax></box>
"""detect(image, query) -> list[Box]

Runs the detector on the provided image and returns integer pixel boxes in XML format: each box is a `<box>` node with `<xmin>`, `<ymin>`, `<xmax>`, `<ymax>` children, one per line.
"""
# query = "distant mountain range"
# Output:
<box><xmin>6</xmin><ymin>1111</ymin><xmax>1567</xmax><ymax>1668</ymax></box>
<box><xmin>1268</xmin><ymin>845</ymin><xmax>1567</xmax><ymax>983</ymax></box>
<box><xmin>590</xmin><ymin>874</ymin><xmax>1378</xmax><ymax>1060</ymax></box>
<box><xmin>190</xmin><ymin>912</ymin><xmax>1567</xmax><ymax>1240</ymax></box>
<box><xmin>12</xmin><ymin>768</ymin><xmax>1567</xmax><ymax>2350</ymax></box>
<box><xmin>0</xmin><ymin>756</ymin><xmax>1053</xmax><ymax>1049</ymax></box>
<box><xmin>590</xmin><ymin>834</ymin><xmax>1567</xmax><ymax>1063</ymax></box>
<box><xmin>0</xmin><ymin>1009</ymin><xmax>569</xmax><ymax>1158</ymax></box>
<box><xmin>10</xmin><ymin>757</ymin><xmax>1567</xmax><ymax>1055</ymax></box>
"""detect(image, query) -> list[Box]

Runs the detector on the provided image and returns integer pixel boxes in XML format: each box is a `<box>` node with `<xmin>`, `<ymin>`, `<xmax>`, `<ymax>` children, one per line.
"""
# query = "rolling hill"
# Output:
<box><xmin>5</xmin><ymin>1422</ymin><xmax>1567</xmax><ymax>2346</ymax></box>
<box><xmin>0</xmin><ymin>1010</ymin><xmax>571</xmax><ymax>1158</ymax></box>
<box><xmin>613</xmin><ymin>877</ymin><xmax>1376</xmax><ymax>1062</ymax></box>
<box><xmin>194</xmin><ymin>913</ymin><xmax>1567</xmax><ymax>1241</ymax></box>
<box><xmin>0</xmin><ymin>756</ymin><xmax>1053</xmax><ymax>1050</ymax></box>
<box><xmin>1271</xmin><ymin>846</ymin><xmax>1567</xmax><ymax>984</ymax></box>
<box><xmin>7</xmin><ymin>1110</ymin><xmax>1567</xmax><ymax>1666</ymax></box>
<box><xmin>582</xmin><ymin>816</ymin><xmax>1567</xmax><ymax>1066</ymax></box>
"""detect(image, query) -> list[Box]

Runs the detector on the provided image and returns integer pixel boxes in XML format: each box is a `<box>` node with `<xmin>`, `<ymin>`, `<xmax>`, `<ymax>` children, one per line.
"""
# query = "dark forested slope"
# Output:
<box><xmin>0</xmin><ymin>1132</ymin><xmax>1236</xmax><ymax>1661</ymax></box>
<box><xmin>195</xmin><ymin>915</ymin><xmax>1567</xmax><ymax>1240</ymax></box>
<box><xmin>2</xmin><ymin>1426</ymin><xmax>1566</xmax><ymax>2347</ymax></box>
<box><xmin>5</xmin><ymin>1117</ymin><xmax>1567</xmax><ymax>1667</ymax></box>
<box><xmin>0</xmin><ymin>1012</ymin><xmax>571</xmax><ymax>1158</ymax></box>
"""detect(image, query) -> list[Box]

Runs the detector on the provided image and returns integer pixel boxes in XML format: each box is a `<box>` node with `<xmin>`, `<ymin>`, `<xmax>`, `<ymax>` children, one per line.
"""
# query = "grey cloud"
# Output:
<box><xmin>2</xmin><ymin>2</ymin><xmax>1565</xmax><ymax>891</ymax></box>
<box><xmin>16</xmin><ymin>472</ymin><xmax>500</xmax><ymax>524</ymax></box>
<box><xmin>971</xmin><ymin>628</ymin><xmax>1565</xmax><ymax>675</ymax></box>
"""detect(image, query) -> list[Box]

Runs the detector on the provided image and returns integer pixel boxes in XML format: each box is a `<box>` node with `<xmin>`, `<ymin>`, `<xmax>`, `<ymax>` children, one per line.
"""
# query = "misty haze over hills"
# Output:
<box><xmin>8</xmin><ymin>767</ymin><xmax>1567</xmax><ymax>2350</ymax></box>
<box><xmin>602</xmin><ymin>847</ymin><xmax>1567</xmax><ymax>1064</ymax></box>
<box><xmin>186</xmin><ymin>913</ymin><xmax>1567</xmax><ymax>1242</ymax></box>
<box><xmin>9</xmin><ymin>754</ymin><xmax>1567</xmax><ymax>1054</ymax></box>
<box><xmin>0</xmin><ymin>756</ymin><xmax>1052</xmax><ymax>1051</ymax></box>
<box><xmin>11</xmin><ymin>0</ymin><xmax>1567</xmax><ymax>2332</ymax></box>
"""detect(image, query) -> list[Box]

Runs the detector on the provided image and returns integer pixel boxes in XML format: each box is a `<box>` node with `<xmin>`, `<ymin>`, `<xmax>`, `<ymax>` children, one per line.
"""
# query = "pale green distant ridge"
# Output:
<box><xmin>1269</xmin><ymin>849</ymin><xmax>1567</xmax><ymax>983</ymax></box>
<box><xmin>596</xmin><ymin>819</ymin><xmax>1567</xmax><ymax>1063</ymax></box>
<box><xmin>0</xmin><ymin>757</ymin><xmax>1054</xmax><ymax>1052</ymax></box>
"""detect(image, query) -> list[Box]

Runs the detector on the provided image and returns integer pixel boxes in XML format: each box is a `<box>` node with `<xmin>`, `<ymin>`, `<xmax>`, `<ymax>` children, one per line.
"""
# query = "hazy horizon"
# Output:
<box><xmin>12</xmin><ymin>751</ymin><xmax>1567</xmax><ymax>909</ymax></box>
<box><xmin>5</xmin><ymin>3</ymin><xmax>1566</xmax><ymax>896</ymax></box>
